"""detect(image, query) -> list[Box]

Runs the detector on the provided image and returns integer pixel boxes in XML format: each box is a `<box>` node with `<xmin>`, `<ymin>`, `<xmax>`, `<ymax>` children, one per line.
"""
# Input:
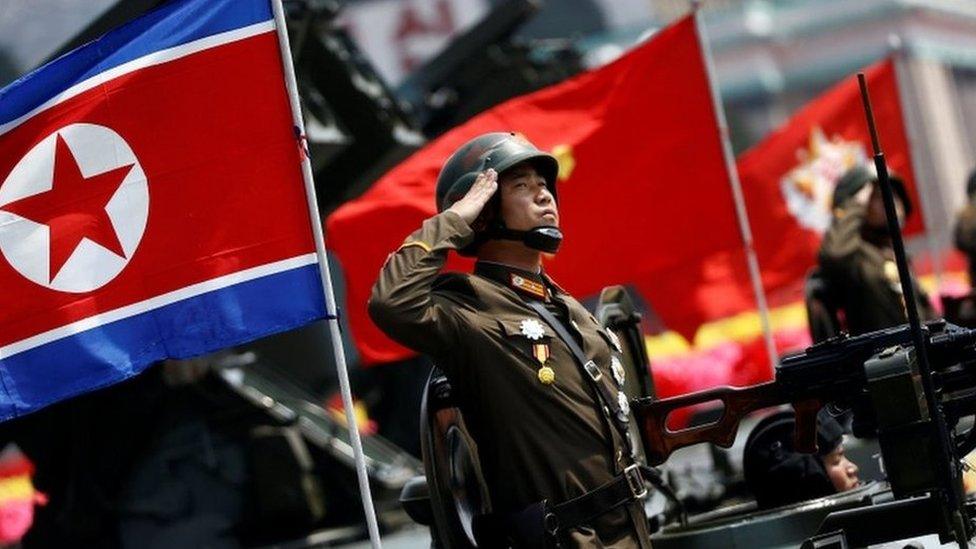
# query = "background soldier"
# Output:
<box><xmin>743</xmin><ymin>410</ymin><xmax>859</xmax><ymax>509</ymax></box>
<box><xmin>954</xmin><ymin>169</ymin><xmax>976</xmax><ymax>285</ymax></box>
<box><xmin>818</xmin><ymin>165</ymin><xmax>935</xmax><ymax>335</ymax></box>
<box><xmin>368</xmin><ymin>132</ymin><xmax>652</xmax><ymax>547</ymax></box>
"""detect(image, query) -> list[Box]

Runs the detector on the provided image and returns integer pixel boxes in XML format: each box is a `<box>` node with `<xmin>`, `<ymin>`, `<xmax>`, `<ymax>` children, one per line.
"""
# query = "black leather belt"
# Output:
<box><xmin>474</xmin><ymin>464</ymin><xmax>649</xmax><ymax>546</ymax></box>
<box><xmin>545</xmin><ymin>463</ymin><xmax>648</xmax><ymax>535</ymax></box>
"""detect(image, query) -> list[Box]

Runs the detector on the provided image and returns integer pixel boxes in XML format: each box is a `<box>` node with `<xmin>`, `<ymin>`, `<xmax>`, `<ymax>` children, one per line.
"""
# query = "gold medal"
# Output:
<box><xmin>538</xmin><ymin>366</ymin><xmax>555</xmax><ymax>385</ymax></box>
<box><xmin>532</xmin><ymin>344</ymin><xmax>554</xmax><ymax>385</ymax></box>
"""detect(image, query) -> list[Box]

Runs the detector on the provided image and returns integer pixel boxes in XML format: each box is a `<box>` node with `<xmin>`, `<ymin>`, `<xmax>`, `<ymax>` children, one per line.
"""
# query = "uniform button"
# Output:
<box><xmin>603</xmin><ymin>406</ymin><xmax>611</xmax><ymax>417</ymax></box>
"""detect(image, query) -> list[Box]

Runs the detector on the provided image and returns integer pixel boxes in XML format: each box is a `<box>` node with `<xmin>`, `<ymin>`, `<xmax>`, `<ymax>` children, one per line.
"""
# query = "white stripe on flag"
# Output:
<box><xmin>0</xmin><ymin>252</ymin><xmax>318</xmax><ymax>360</ymax></box>
<box><xmin>0</xmin><ymin>20</ymin><xmax>276</xmax><ymax>138</ymax></box>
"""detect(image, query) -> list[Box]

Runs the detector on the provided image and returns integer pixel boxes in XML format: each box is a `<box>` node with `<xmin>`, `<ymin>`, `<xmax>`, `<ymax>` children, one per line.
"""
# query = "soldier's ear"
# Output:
<box><xmin>474</xmin><ymin>205</ymin><xmax>498</xmax><ymax>231</ymax></box>
<box><xmin>472</xmin><ymin>214</ymin><xmax>489</xmax><ymax>232</ymax></box>
<box><xmin>475</xmin><ymin>193</ymin><xmax>503</xmax><ymax>230</ymax></box>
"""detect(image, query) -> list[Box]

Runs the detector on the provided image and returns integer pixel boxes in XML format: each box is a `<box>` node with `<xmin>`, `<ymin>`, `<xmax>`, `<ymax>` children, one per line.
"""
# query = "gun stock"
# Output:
<box><xmin>635</xmin><ymin>382</ymin><xmax>822</xmax><ymax>465</ymax></box>
<box><xmin>635</xmin><ymin>382</ymin><xmax>780</xmax><ymax>464</ymax></box>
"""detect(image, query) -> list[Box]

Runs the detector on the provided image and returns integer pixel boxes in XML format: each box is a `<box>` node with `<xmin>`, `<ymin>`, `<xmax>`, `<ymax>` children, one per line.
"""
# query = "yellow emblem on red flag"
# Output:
<box><xmin>552</xmin><ymin>144</ymin><xmax>575</xmax><ymax>181</ymax></box>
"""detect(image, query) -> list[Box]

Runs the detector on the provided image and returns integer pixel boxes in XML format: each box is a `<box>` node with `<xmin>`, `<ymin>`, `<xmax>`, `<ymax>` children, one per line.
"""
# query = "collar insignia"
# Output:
<box><xmin>510</xmin><ymin>273</ymin><xmax>547</xmax><ymax>299</ymax></box>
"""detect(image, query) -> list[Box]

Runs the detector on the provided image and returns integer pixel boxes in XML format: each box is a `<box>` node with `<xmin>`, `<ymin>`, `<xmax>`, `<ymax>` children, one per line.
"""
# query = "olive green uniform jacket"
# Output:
<box><xmin>369</xmin><ymin>211</ymin><xmax>651</xmax><ymax>548</ymax></box>
<box><xmin>818</xmin><ymin>200</ymin><xmax>935</xmax><ymax>336</ymax></box>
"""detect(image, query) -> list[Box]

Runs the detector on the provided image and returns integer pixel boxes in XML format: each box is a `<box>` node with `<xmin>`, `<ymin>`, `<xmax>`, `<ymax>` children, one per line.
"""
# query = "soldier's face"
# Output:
<box><xmin>498</xmin><ymin>162</ymin><xmax>558</xmax><ymax>231</ymax></box>
<box><xmin>822</xmin><ymin>443</ymin><xmax>860</xmax><ymax>493</ymax></box>
<box><xmin>866</xmin><ymin>184</ymin><xmax>905</xmax><ymax>229</ymax></box>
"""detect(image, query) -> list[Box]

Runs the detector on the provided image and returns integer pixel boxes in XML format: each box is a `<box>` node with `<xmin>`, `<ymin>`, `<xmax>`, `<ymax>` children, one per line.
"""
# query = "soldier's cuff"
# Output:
<box><xmin>433</xmin><ymin>210</ymin><xmax>474</xmax><ymax>250</ymax></box>
<box><xmin>398</xmin><ymin>211</ymin><xmax>475</xmax><ymax>254</ymax></box>
<box><xmin>439</xmin><ymin>210</ymin><xmax>476</xmax><ymax>249</ymax></box>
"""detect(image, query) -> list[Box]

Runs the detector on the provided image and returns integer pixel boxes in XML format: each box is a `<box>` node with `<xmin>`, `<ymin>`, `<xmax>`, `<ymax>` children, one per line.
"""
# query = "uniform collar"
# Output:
<box><xmin>474</xmin><ymin>260</ymin><xmax>552</xmax><ymax>301</ymax></box>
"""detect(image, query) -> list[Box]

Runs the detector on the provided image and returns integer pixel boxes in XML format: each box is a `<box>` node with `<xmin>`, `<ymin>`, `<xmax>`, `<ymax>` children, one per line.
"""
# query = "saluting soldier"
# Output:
<box><xmin>369</xmin><ymin>132</ymin><xmax>652</xmax><ymax>547</ymax></box>
<box><xmin>818</xmin><ymin>164</ymin><xmax>935</xmax><ymax>336</ymax></box>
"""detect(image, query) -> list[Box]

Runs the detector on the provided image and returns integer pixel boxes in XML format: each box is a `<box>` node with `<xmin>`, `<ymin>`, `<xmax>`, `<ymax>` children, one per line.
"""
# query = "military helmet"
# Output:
<box><xmin>435</xmin><ymin>132</ymin><xmax>559</xmax><ymax>213</ymax></box>
<box><xmin>743</xmin><ymin>410</ymin><xmax>846</xmax><ymax>509</ymax></box>
<box><xmin>832</xmin><ymin>164</ymin><xmax>913</xmax><ymax>218</ymax></box>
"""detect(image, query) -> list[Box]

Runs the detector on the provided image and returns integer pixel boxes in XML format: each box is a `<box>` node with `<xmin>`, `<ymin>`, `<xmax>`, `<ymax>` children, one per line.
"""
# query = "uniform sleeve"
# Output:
<box><xmin>818</xmin><ymin>200</ymin><xmax>868</xmax><ymax>280</ymax></box>
<box><xmin>368</xmin><ymin>210</ymin><xmax>475</xmax><ymax>358</ymax></box>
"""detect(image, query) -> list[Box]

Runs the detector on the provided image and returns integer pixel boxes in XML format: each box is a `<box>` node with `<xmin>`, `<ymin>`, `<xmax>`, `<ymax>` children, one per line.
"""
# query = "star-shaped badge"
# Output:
<box><xmin>520</xmin><ymin>318</ymin><xmax>546</xmax><ymax>340</ymax></box>
<box><xmin>617</xmin><ymin>391</ymin><xmax>630</xmax><ymax>417</ymax></box>
<box><xmin>611</xmin><ymin>356</ymin><xmax>626</xmax><ymax>386</ymax></box>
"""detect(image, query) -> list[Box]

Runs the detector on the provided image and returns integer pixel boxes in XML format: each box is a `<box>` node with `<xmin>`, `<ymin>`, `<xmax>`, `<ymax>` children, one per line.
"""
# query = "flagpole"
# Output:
<box><xmin>270</xmin><ymin>1</ymin><xmax>383</xmax><ymax>547</ymax></box>
<box><xmin>692</xmin><ymin>5</ymin><xmax>778</xmax><ymax>368</ymax></box>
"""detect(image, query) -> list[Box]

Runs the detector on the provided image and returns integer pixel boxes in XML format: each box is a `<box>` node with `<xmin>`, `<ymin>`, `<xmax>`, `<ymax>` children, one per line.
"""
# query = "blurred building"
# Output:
<box><xmin>337</xmin><ymin>0</ymin><xmax>655</xmax><ymax>85</ymax></box>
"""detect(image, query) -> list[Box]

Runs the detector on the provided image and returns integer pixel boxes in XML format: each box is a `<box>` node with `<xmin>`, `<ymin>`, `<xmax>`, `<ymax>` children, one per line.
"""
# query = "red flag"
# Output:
<box><xmin>738</xmin><ymin>58</ymin><xmax>921</xmax><ymax>298</ymax></box>
<box><xmin>328</xmin><ymin>15</ymin><xmax>753</xmax><ymax>365</ymax></box>
<box><xmin>641</xmin><ymin>58</ymin><xmax>920</xmax><ymax>413</ymax></box>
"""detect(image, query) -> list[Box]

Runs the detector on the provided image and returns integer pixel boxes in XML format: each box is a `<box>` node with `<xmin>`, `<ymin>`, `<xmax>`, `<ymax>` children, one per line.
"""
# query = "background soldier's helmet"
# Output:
<box><xmin>831</xmin><ymin>164</ymin><xmax>913</xmax><ymax>217</ymax></box>
<box><xmin>435</xmin><ymin>132</ymin><xmax>559</xmax><ymax>213</ymax></box>
<box><xmin>743</xmin><ymin>410</ymin><xmax>846</xmax><ymax>509</ymax></box>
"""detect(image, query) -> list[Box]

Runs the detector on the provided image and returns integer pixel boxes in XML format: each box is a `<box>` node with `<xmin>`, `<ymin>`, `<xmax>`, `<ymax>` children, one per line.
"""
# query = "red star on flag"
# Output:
<box><xmin>1</xmin><ymin>134</ymin><xmax>134</xmax><ymax>282</ymax></box>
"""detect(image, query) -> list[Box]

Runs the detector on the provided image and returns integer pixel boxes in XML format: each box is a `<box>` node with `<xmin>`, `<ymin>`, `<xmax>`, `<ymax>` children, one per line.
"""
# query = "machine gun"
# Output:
<box><xmin>635</xmin><ymin>75</ymin><xmax>976</xmax><ymax>547</ymax></box>
<box><xmin>636</xmin><ymin>321</ymin><xmax>976</xmax><ymax>463</ymax></box>
<box><xmin>634</xmin><ymin>320</ymin><xmax>976</xmax><ymax>544</ymax></box>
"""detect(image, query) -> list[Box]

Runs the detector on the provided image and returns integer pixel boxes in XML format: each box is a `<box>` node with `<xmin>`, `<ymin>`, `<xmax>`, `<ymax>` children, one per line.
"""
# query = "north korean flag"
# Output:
<box><xmin>0</xmin><ymin>0</ymin><xmax>326</xmax><ymax>419</ymax></box>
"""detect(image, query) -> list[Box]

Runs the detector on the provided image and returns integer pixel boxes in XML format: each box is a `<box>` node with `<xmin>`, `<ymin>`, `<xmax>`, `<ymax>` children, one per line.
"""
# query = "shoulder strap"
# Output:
<box><xmin>526</xmin><ymin>301</ymin><xmax>637</xmax><ymax>458</ymax></box>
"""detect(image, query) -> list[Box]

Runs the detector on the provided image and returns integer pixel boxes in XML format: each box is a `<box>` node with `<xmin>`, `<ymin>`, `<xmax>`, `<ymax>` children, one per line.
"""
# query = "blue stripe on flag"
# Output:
<box><xmin>0</xmin><ymin>0</ymin><xmax>273</xmax><ymax>127</ymax></box>
<box><xmin>0</xmin><ymin>263</ymin><xmax>325</xmax><ymax>420</ymax></box>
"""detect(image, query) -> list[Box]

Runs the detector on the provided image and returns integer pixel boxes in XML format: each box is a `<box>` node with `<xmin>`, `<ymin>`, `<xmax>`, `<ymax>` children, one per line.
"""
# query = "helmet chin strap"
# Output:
<box><xmin>490</xmin><ymin>225</ymin><xmax>563</xmax><ymax>254</ymax></box>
